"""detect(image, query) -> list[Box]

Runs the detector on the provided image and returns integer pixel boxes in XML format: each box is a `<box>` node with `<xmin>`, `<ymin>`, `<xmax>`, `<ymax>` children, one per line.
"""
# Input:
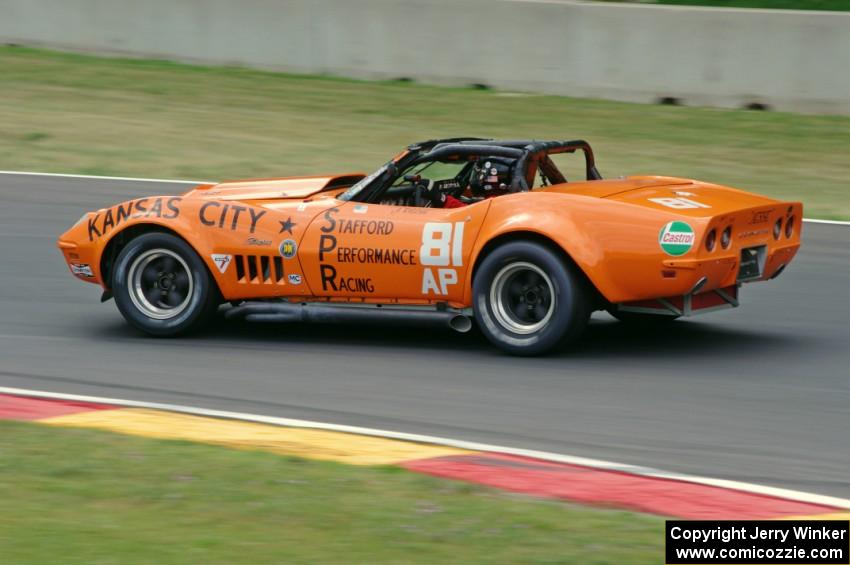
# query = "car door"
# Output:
<box><xmin>299</xmin><ymin>199</ymin><xmax>491</xmax><ymax>304</ymax></box>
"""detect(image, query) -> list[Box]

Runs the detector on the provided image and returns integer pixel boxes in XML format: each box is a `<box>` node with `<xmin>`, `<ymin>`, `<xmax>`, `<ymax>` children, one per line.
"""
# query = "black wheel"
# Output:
<box><xmin>473</xmin><ymin>241</ymin><xmax>590</xmax><ymax>356</ymax></box>
<box><xmin>606</xmin><ymin>309</ymin><xmax>680</xmax><ymax>325</ymax></box>
<box><xmin>112</xmin><ymin>232</ymin><xmax>220</xmax><ymax>336</ymax></box>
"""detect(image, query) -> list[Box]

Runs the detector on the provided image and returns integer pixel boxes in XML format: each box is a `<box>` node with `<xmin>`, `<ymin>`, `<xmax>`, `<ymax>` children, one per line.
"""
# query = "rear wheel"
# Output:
<box><xmin>112</xmin><ymin>232</ymin><xmax>220</xmax><ymax>336</ymax></box>
<box><xmin>473</xmin><ymin>241</ymin><xmax>590</xmax><ymax>356</ymax></box>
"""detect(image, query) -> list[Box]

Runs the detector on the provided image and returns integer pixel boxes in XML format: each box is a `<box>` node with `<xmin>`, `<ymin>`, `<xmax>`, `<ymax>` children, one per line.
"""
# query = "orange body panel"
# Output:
<box><xmin>57</xmin><ymin>174</ymin><xmax>802</xmax><ymax>310</ymax></box>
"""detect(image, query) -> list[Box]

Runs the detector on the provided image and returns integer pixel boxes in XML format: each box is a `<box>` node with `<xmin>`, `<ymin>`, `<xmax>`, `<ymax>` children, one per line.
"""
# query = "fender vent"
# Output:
<box><xmin>234</xmin><ymin>255</ymin><xmax>285</xmax><ymax>284</ymax></box>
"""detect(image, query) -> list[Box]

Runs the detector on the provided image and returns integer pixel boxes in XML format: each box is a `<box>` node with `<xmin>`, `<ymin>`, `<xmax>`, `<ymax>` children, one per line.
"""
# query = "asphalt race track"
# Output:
<box><xmin>1</xmin><ymin>173</ymin><xmax>848</xmax><ymax>498</ymax></box>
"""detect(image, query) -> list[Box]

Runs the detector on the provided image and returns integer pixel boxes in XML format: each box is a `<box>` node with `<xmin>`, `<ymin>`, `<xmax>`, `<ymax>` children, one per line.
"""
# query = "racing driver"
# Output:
<box><xmin>424</xmin><ymin>156</ymin><xmax>515</xmax><ymax>208</ymax></box>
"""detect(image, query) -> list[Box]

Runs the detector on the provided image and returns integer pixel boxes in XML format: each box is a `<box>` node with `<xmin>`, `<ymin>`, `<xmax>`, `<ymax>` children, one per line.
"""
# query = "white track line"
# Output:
<box><xmin>802</xmin><ymin>218</ymin><xmax>850</xmax><ymax>226</ymax></box>
<box><xmin>1</xmin><ymin>170</ymin><xmax>847</xmax><ymax>226</ymax></box>
<box><xmin>2</xmin><ymin>385</ymin><xmax>849</xmax><ymax>510</ymax></box>
<box><xmin>0</xmin><ymin>170</ymin><xmax>207</xmax><ymax>185</ymax></box>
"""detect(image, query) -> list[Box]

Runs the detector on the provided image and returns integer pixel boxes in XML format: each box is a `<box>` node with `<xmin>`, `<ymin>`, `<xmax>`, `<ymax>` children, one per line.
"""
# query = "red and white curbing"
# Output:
<box><xmin>1</xmin><ymin>385</ymin><xmax>848</xmax><ymax>519</ymax></box>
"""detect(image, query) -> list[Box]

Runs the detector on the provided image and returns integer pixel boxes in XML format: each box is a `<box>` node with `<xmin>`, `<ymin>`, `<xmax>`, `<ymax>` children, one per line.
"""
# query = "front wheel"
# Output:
<box><xmin>112</xmin><ymin>232</ymin><xmax>220</xmax><ymax>336</ymax></box>
<box><xmin>473</xmin><ymin>241</ymin><xmax>590</xmax><ymax>356</ymax></box>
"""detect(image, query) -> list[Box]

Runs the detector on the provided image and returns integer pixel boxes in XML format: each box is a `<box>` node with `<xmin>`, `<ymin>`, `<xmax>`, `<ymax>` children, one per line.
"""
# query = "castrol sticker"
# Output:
<box><xmin>658</xmin><ymin>221</ymin><xmax>695</xmax><ymax>256</ymax></box>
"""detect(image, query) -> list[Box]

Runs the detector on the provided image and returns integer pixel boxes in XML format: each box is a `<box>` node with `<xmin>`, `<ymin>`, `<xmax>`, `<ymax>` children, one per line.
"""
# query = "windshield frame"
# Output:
<box><xmin>338</xmin><ymin>162</ymin><xmax>392</xmax><ymax>202</ymax></box>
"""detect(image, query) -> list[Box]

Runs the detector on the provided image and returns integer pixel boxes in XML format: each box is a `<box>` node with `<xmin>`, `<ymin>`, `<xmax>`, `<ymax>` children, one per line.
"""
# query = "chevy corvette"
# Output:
<box><xmin>57</xmin><ymin>138</ymin><xmax>801</xmax><ymax>355</ymax></box>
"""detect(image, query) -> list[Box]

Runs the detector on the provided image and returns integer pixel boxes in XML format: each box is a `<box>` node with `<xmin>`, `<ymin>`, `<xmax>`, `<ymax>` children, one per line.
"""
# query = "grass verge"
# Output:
<box><xmin>1</xmin><ymin>46</ymin><xmax>849</xmax><ymax>219</ymax></box>
<box><xmin>0</xmin><ymin>420</ymin><xmax>662</xmax><ymax>564</ymax></box>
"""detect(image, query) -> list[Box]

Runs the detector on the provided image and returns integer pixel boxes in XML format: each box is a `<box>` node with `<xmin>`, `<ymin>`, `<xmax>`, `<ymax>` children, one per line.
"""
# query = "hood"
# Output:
<box><xmin>183</xmin><ymin>173</ymin><xmax>366</xmax><ymax>202</ymax></box>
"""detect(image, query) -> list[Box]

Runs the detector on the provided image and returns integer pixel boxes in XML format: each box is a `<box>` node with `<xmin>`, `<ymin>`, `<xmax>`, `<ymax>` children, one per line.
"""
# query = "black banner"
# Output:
<box><xmin>666</xmin><ymin>520</ymin><xmax>849</xmax><ymax>564</ymax></box>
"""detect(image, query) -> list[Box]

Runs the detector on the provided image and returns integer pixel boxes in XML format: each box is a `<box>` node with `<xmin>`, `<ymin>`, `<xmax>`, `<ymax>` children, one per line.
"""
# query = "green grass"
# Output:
<box><xmin>1</xmin><ymin>46</ymin><xmax>849</xmax><ymax>219</ymax></box>
<box><xmin>0</xmin><ymin>421</ymin><xmax>662</xmax><ymax>564</ymax></box>
<box><xmin>598</xmin><ymin>0</ymin><xmax>850</xmax><ymax>11</ymax></box>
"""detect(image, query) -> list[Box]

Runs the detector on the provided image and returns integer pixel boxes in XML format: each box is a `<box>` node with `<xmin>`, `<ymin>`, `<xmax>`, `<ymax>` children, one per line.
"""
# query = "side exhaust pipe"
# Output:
<box><xmin>225</xmin><ymin>302</ymin><xmax>473</xmax><ymax>333</ymax></box>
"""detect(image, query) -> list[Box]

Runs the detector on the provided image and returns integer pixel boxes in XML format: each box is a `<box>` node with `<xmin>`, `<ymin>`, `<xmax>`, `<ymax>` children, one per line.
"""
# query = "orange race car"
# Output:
<box><xmin>57</xmin><ymin>139</ymin><xmax>802</xmax><ymax>355</ymax></box>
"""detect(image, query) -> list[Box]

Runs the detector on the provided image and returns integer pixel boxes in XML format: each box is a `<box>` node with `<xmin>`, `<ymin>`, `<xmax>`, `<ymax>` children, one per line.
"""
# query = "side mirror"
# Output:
<box><xmin>404</xmin><ymin>174</ymin><xmax>421</xmax><ymax>183</ymax></box>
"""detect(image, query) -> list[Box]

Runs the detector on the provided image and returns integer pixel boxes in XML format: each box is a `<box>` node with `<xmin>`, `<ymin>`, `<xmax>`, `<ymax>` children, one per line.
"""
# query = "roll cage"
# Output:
<box><xmin>339</xmin><ymin>138</ymin><xmax>602</xmax><ymax>203</ymax></box>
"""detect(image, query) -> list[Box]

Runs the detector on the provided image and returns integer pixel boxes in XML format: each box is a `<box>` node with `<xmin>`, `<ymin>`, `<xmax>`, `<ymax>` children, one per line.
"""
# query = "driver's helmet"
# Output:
<box><xmin>470</xmin><ymin>157</ymin><xmax>514</xmax><ymax>197</ymax></box>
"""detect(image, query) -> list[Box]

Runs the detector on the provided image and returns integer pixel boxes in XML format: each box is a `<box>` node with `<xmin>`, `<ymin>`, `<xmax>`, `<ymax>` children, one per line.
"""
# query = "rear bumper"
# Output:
<box><xmin>662</xmin><ymin>241</ymin><xmax>798</xmax><ymax>287</ymax></box>
<box><xmin>611</xmin><ymin>239</ymin><xmax>798</xmax><ymax>317</ymax></box>
<box><xmin>613</xmin><ymin>237</ymin><xmax>800</xmax><ymax>316</ymax></box>
<box><xmin>664</xmin><ymin>242</ymin><xmax>800</xmax><ymax>280</ymax></box>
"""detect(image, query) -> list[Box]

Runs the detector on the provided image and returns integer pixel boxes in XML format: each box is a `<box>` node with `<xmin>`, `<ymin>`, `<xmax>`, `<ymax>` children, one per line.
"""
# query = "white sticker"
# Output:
<box><xmin>649</xmin><ymin>197</ymin><xmax>711</xmax><ymax>210</ymax></box>
<box><xmin>420</xmin><ymin>222</ymin><xmax>464</xmax><ymax>267</ymax></box>
<box><xmin>353</xmin><ymin>204</ymin><xmax>368</xmax><ymax>214</ymax></box>
<box><xmin>420</xmin><ymin>222</ymin><xmax>465</xmax><ymax>296</ymax></box>
<box><xmin>296</xmin><ymin>203</ymin><xmax>307</xmax><ymax>212</ymax></box>
<box><xmin>422</xmin><ymin>267</ymin><xmax>458</xmax><ymax>296</ymax></box>
<box><xmin>288</xmin><ymin>274</ymin><xmax>302</xmax><ymax>285</ymax></box>
<box><xmin>211</xmin><ymin>254</ymin><xmax>233</xmax><ymax>274</ymax></box>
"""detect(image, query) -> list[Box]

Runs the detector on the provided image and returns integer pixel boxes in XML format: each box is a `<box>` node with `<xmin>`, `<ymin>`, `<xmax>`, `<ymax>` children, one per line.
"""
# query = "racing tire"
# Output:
<box><xmin>473</xmin><ymin>241</ymin><xmax>590</xmax><ymax>356</ymax></box>
<box><xmin>606</xmin><ymin>309</ymin><xmax>680</xmax><ymax>325</ymax></box>
<box><xmin>112</xmin><ymin>232</ymin><xmax>220</xmax><ymax>336</ymax></box>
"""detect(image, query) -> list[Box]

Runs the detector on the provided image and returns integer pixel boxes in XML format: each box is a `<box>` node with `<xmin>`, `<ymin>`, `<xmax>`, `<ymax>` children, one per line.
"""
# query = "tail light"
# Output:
<box><xmin>785</xmin><ymin>216</ymin><xmax>794</xmax><ymax>238</ymax></box>
<box><xmin>773</xmin><ymin>218</ymin><xmax>782</xmax><ymax>240</ymax></box>
<box><xmin>721</xmin><ymin>226</ymin><xmax>732</xmax><ymax>249</ymax></box>
<box><xmin>705</xmin><ymin>229</ymin><xmax>717</xmax><ymax>252</ymax></box>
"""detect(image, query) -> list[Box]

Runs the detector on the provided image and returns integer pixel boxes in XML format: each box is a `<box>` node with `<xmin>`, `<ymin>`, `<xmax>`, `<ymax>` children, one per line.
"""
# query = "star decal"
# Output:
<box><xmin>279</xmin><ymin>217</ymin><xmax>296</xmax><ymax>234</ymax></box>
